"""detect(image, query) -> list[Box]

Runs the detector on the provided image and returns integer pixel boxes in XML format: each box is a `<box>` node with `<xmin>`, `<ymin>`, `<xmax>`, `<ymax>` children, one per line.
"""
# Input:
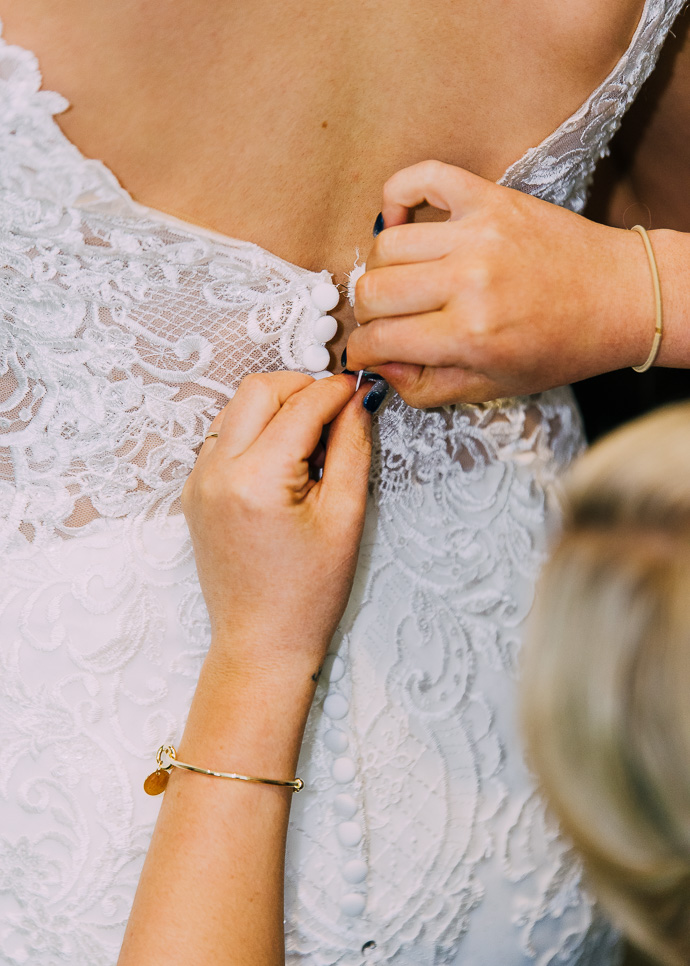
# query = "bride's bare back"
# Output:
<box><xmin>1</xmin><ymin>0</ymin><xmax>644</xmax><ymax>345</ymax></box>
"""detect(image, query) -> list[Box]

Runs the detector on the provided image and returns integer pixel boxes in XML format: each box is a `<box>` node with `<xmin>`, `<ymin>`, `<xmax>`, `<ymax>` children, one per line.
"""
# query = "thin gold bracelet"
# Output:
<box><xmin>631</xmin><ymin>225</ymin><xmax>663</xmax><ymax>373</ymax></box>
<box><xmin>143</xmin><ymin>744</ymin><xmax>304</xmax><ymax>796</ymax></box>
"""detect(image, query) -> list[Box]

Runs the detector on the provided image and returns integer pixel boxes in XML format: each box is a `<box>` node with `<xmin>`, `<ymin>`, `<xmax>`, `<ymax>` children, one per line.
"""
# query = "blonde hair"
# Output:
<box><xmin>522</xmin><ymin>402</ymin><xmax>690</xmax><ymax>966</ymax></box>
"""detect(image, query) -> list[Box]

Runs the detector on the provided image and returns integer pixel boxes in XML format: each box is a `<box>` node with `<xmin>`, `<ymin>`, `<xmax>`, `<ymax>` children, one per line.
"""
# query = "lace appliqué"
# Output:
<box><xmin>499</xmin><ymin>0</ymin><xmax>686</xmax><ymax>211</ymax></box>
<box><xmin>0</xmin><ymin>2</ymin><xmax>685</xmax><ymax>964</ymax></box>
<box><xmin>0</xmin><ymin>31</ymin><xmax>336</xmax><ymax>546</ymax></box>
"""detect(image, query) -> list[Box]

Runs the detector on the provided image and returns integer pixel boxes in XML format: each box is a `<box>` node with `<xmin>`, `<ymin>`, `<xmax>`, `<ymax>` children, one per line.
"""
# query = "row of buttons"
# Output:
<box><xmin>303</xmin><ymin>278</ymin><xmax>377</xmax><ymax>949</ymax></box>
<box><xmin>302</xmin><ymin>281</ymin><xmax>340</xmax><ymax>374</ymax></box>
<box><xmin>321</xmin><ymin>651</ymin><xmax>367</xmax><ymax>918</ymax></box>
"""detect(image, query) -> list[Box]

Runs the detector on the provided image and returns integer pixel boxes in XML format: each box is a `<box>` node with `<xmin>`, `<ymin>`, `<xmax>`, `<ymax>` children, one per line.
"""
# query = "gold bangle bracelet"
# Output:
<box><xmin>144</xmin><ymin>744</ymin><xmax>304</xmax><ymax>796</ymax></box>
<box><xmin>631</xmin><ymin>225</ymin><xmax>663</xmax><ymax>374</ymax></box>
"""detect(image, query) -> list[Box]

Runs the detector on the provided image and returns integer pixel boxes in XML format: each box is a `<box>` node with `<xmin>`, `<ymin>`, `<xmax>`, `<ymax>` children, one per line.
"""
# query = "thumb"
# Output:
<box><xmin>377</xmin><ymin>362</ymin><xmax>498</xmax><ymax>408</ymax></box>
<box><xmin>318</xmin><ymin>390</ymin><xmax>372</xmax><ymax>528</ymax></box>
<box><xmin>381</xmin><ymin>160</ymin><xmax>491</xmax><ymax>229</ymax></box>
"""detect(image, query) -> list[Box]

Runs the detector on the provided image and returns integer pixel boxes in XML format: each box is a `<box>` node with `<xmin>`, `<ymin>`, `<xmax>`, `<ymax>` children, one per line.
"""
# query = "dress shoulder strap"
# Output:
<box><xmin>500</xmin><ymin>0</ymin><xmax>687</xmax><ymax>211</ymax></box>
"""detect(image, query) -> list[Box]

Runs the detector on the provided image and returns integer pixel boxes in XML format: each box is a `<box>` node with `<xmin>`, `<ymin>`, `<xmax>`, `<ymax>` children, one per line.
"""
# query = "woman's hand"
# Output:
<box><xmin>346</xmin><ymin>160</ymin><xmax>655</xmax><ymax>407</ymax></box>
<box><xmin>181</xmin><ymin>371</ymin><xmax>371</xmax><ymax>673</ymax></box>
<box><xmin>121</xmin><ymin>374</ymin><xmax>371</xmax><ymax>966</ymax></box>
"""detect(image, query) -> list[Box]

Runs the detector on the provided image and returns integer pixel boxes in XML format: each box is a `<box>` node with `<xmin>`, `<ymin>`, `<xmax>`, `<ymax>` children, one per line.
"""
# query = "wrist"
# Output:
<box><xmin>177</xmin><ymin>640</ymin><xmax>324</xmax><ymax>779</ymax></box>
<box><xmin>644</xmin><ymin>229</ymin><xmax>690</xmax><ymax>369</ymax></box>
<box><xmin>596</xmin><ymin>223</ymin><xmax>655</xmax><ymax>372</ymax></box>
<box><xmin>205</xmin><ymin>629</ymin><xmax>329</xmax><ymax>691</ymax></box>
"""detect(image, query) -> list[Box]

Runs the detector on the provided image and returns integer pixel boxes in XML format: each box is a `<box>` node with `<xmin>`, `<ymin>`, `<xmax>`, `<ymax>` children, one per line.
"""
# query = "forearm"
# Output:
<box><xmin>586</xmin><ymin>7</ymin><xmax>690</xmax><ymax>370</ymax></box>
<box><xmin>585</xmin><ymin>225</ymin><xmax>690</xmax><ymax>375</ymax></box>
<box><xmin>588</xmin><ymin>170</ymin><xmax>690</xmax><ymax>371</ymax></box>
<box><xmin>120</xmin><ymin>373</ymin><xmax>370</xmax><ymax>962</ymax></box>
<box><xmin>119</xmin><ymin>641</ymin><xmax>322</xmax><ymax>966</ymax></box>
<box><xmin>645</xmin><ymin>229</ymin><xmax>690</xmax><ymax>369</ymax></box>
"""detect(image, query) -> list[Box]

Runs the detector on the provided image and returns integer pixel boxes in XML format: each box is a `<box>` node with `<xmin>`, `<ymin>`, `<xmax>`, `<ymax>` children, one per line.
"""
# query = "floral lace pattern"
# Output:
<box><xmin>0</xmin><ymin>204</ymin><xmax>334</xmax><ymax>545</ymax></box>
<box><xmin>0</xmin><ymin>36</ymin><xmax>337</xmax><ymax>545</ymax></box>
<box><xmin>0</xmin><ymin>2</ymin><xmax>684</xmax><ymax>964</ymax></box>
<box><xmin>499</xmin><ymin>0</ymin><xmax>684</xmax><ymax>210</ymax></box>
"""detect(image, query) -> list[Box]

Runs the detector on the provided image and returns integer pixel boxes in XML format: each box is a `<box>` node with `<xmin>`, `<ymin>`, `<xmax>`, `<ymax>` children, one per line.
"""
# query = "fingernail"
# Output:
<box><xmin>341</xmin><ymin>347</ymin><xmax>348</xmax><ymax>368</ymax></box>
<box><xmin>373</xmin><ymin>212</ymin><xmax>385</xmax><ymax>237</ymax></box>
<box><xmin>362</xmin><ymin>378</ymin><xmax>389</xmax><ymax>413</ymax></box>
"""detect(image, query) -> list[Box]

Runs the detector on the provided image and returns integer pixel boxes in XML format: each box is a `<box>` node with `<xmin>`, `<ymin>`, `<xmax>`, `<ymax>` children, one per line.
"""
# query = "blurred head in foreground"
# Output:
<box><xmin>522</xmin><ymin>402</ymin><xmax>690</xmax><ymax>966</ymax></box>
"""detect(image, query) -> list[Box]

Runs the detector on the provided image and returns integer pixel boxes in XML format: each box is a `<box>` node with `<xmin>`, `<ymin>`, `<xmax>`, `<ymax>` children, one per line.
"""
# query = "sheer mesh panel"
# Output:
<box><xmin>0</xmin><ymin>205</ymin><xmax>333</xmax><ymax>543</ymax></box>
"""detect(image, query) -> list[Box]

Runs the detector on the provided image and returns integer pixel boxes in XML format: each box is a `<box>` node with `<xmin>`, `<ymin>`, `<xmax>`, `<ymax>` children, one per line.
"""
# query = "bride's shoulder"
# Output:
<box><xmin>606</xmin><ymin>6</ymin><xmax>690</xmax><ymax>231</ymax></box>
<box><xmin>542</xmin><ymin>0</ymin><xmax>651</xmax><ymax>67</ymax></box>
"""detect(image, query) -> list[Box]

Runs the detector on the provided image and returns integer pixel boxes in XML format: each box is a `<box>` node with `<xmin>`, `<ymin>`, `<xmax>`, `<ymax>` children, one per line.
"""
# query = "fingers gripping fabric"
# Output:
<box><xmin>0</xmin><ymin>2</ymin><xmax>684</xmax><ymax>963</ymax></box>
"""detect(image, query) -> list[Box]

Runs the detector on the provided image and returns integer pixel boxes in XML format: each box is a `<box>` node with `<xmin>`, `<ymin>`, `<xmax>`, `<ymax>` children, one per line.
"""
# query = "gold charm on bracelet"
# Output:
<box><xmin>143</xmin><ymin>769</ymin><xmax>170</xmax><ymax>796</ymax></box>
<box><xmin>144</xmin><ymin>744</ymin><xmax>173</xmax><ymax>795</ymax></box>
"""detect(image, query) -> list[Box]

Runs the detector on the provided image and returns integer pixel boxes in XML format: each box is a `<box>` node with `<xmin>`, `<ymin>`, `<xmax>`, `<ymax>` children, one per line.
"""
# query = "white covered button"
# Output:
<box><xmin>332</xmin><ymin>756</ymin><xmax>356</xmax><ymax>783</ymax></box>
<box><xmin>311</xmin><ymin>282</ymin><xmax>340</xmax><ymax>312</ymax></box>
<box><xmin>313</xmin><ymin>315</ymin><xmax>338</xmax><ymax>342</ymax></box>
<box><xmin>303</xmin><ymin>344</ymin><xmax>331</xmax><ymax>372</ymax></box>
<box><xmin>311</xmin><ymin>370</ymin><xmax>332</xmax><ymax>380</ymax></box>
<box><xmin>337</xmin><ymin>821</ymin><xmax>363</xmax><ymax>847</ymax></box>
<box><xmin>334</xmin><ymin>793</ymin><xmax>358</xmax><ymax>818</ymax></box>
<box><xmin>322</xmin><ymin>654</ymin><xmax>345</xmax><ymax>683</ymax></box>
<box><xmin>324</xmin><ymin>729</ymin><xmax>349</xmax><ymax>754</ymax></box>
<box><xmin>341</xmin><ymin>893</ymin><xmax>366</xmax><ymax>917</ymax></box>
<box><xmin>323</xmin><ymin>693</ymin><xmax>348</xmax><ymax>720</ymax></box>
<box><xmin>343</xmin><ymin>858</ymin><xmax>368</xmax><ymax>884</ymax></box>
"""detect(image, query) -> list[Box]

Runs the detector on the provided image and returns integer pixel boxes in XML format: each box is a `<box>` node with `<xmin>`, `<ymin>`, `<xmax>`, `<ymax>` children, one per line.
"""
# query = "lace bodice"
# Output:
<box><xmin>0</xmin><ymin>2</ymin><xmax>685</xmax><ymax>964</ymax></box>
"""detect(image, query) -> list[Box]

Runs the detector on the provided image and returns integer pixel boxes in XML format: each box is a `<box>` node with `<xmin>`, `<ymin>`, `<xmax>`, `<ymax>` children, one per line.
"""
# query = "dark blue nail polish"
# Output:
<box><xmin>362</xmin><ymin>379</ymin><xmax>389</xmax><ymax>414</ymax></box>
<box><xmin>341</xmin><ymin>347</ymin><xmax>347</xmax><ymax>368</ymax></box>
<box><xmin>373</xmin><ymin>212</ymin><xmax>385</xmax><ymax>237</ymax></box>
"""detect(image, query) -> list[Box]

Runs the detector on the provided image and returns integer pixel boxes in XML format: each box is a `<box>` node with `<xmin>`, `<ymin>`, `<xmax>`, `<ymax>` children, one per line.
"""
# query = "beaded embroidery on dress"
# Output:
<box><xmin>0</xmin><ymin>1</ymin><xmax>685</xmax><ymax>963</ymax></box>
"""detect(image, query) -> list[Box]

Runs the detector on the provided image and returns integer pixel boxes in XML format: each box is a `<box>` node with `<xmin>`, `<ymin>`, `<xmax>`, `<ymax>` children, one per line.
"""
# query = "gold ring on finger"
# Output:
<box><xmin>204</xmin><ymin>432</ymin><xmax>219</xmax><ymax>441</ymax></box>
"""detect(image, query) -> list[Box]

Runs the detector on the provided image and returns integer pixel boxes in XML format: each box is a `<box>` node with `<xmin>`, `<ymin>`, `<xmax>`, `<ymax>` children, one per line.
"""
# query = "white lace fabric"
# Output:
<box><xmin>0</xmin><ymin>2</ymin><xmax>684</xmax><ymax>964</ymax></box>
<box><xmin>0</xmin><ymin>191</ymin><xmax>333</xmax><ymax>544</ymax></box>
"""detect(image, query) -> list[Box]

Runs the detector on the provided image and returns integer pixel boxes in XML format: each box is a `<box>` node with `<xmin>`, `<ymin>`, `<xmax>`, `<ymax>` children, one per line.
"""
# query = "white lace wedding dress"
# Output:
<box><xmin>0</xmin><ymin>3</ymin><xmax>684</xmax><ymax>964</ymax></box>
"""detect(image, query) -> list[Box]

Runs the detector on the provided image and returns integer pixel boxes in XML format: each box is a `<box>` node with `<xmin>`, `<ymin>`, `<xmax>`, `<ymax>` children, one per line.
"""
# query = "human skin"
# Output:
<box><xmin>1</xmin><ymin>3</ymin><xmax>680</xmax><ymax>959</ymax></box>
<box><xmin>345</xmin><ymin>162</ymin><xmax>690</xmax><ymax>405</ymax></box>
<box><xmin>345</xmin><ymin>12</ymin><xmax>690</xmax><ymax>405</ymax></box>
<box><xmin>0</xmin><ymin>0</ymin><xmax>646</xmax><ymax>365</ymax></box>
<box><xmin>593</xmin><ymin>4</ymin><xmax>690</xmax><ymax>236</ymax></box>
<box><xmin>118</xmin><ymin>373</ymin><xmax>373</xmax><ymax>966</ymax></box>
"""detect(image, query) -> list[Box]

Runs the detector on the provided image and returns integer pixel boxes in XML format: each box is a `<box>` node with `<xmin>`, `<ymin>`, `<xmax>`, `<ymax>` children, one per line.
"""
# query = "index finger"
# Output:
<box><xmin>381</xmin><ymin>160</ymin><xmax>490</xmax><ymax>229</ymax></box>
<box><xmin>249</xmin><ymin>374</ymin><xmax>359</xmax><ymax>467</ymax></box>
<box><xmin>205</xmin><ymin>371</ymin><xmax>316</xmax><ymax>461</ymax></box>
<box><xmin>365</xmin><ymin>222</ymin><xmax>459</xmax><ymax>273</ymax></box>
<box><xmin>346</xmin><ymin>311</ymin><xmax>459</xmax><ymax>370</ymax></box>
